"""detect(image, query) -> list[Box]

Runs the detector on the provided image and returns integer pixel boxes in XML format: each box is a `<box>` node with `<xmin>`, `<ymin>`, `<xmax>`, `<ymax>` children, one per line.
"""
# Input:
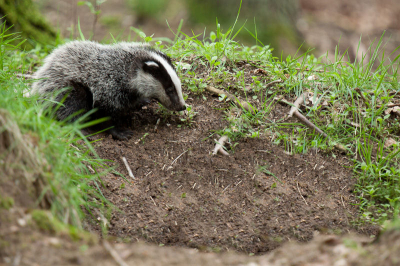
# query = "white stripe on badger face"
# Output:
<box><xmin>144</xmin><ymin>61</ymin><xmax>160</xmax><ymax>68</ymax></box>
<box><xmin>148</xmin><ymin>52</ymin><xmax>185</xmax><ymax>106</ymax></box>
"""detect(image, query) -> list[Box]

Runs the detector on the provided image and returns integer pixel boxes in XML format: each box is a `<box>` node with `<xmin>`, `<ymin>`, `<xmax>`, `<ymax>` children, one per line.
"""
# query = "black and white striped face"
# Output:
<box><xmin>134</xmin><ymin>50</ymin><xmax>186</xmax><ymax>111</ymax></box>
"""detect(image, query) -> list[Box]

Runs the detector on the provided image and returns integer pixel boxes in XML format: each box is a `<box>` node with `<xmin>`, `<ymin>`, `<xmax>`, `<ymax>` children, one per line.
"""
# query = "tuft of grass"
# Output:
<box><xmin>164</xmin><ymin>21</ymin><xmax>400</xmax><ymax>223</ymax></box>
<box><xmin>31</xmin><ymin>210</ymin><xmax>98</xmax><ymax>243</ymax></box>
<box><xmin>0</xmin><ymin>25</ymin><xmax>110</xmax><ymax>228</ymax></box>
<box><xmin>6</xmin><ymin>7</ymin><xmax>400</xmax><ymax>228</ymax></box>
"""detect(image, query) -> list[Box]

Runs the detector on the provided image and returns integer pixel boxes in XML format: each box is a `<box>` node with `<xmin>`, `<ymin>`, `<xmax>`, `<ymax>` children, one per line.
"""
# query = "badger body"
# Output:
<box><xmin>32</xmin><ymin>41</ymin><xmax>186</xmax><ymax>140</ymax></box>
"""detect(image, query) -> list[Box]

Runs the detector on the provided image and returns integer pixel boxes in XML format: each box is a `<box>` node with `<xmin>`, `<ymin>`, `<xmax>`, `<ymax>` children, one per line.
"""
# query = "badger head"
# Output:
<box><xmin>132</xmin><ymin>50</ymin><xmax>186</xmax><ymax>111</ymax></box>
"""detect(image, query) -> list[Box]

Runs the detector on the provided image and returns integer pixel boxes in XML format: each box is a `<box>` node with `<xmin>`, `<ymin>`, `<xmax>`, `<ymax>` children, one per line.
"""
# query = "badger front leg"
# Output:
<box><xmin>92</xmin><ymin>89</ymin><xmax>135</xmax><ymax>141</ymax></box>
<box><xmin>108</xmin><ymin>119</ymin><xmax>135</xmax><ymax>140</ymax></box>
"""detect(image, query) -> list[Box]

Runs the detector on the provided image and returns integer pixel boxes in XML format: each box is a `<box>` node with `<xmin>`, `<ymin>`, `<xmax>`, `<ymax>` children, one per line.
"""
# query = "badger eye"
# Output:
<box><xmin>166</xmin><ymin>87</ymin><xmax>174</xmax><ymax>93</ymax></box>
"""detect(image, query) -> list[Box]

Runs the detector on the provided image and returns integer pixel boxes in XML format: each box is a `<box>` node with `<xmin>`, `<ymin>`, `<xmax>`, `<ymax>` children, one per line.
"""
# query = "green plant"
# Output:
<box><xmin>1</xmin><ymin>27</ymin><xmax>111</xmax><ymax>228</ymax></box>
<box><xmin>77</xmin><ymin>0</ymin><xmax>107</xmax><ymax>38</ymax></box>
<box><xmin>179</xmin><ymin>104</ymin><xmax>198</xmax><ymax>126</ymax></box>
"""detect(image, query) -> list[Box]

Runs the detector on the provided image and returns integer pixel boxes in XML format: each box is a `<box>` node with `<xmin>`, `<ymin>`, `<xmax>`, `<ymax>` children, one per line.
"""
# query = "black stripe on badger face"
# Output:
<box><xmin>142</xmin><ymin>59</ymin><xmax>184</xmax><ymax>111</ymax></box>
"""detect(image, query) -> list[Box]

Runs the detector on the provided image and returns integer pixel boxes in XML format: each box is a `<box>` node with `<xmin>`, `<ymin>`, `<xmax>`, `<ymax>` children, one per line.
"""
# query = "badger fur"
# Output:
<box><xmin>31</xmin><ymin>40</ymin><xmax>186</xmax><ymax>140</ymax></box>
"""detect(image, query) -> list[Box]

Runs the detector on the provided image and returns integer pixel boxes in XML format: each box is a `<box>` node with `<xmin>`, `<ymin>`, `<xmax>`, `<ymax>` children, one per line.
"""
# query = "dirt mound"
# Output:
<box><xmin>0</xmin><ymin>109</ymin><xmax>41</xmax><ymax>209</ymax></box>
<box><xmin>86</xmin><ymin>62</ymin><xmax>378</xmax><ymax>254</ymax></box>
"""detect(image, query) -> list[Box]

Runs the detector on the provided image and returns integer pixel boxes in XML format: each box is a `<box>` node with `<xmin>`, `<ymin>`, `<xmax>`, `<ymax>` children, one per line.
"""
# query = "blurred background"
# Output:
<box><xmin>8</xmin><ymin>0</ymin><xmax>400</xmax><ymax>60</ymax></box>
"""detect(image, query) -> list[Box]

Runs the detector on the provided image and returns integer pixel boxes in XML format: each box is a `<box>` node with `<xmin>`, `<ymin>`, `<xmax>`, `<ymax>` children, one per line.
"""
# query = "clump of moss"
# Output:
<box><xmin>0</xmin><ymin>0</ymin><xmax>57</xmax><ymax>49</ymax></box>
<box><xmin>31</xmin><ymin>210</ymin><xmax>98</xmax><ymax>244</ymax></box>
<box><xmin>0</xmin><ymin>195</ymin><xmax>14</xmax><ymax>210</ymax></box>
<box><xmin>31</xmin><ymin>210</ymin><xmax>64</xmax><ymax>234</ymax></box>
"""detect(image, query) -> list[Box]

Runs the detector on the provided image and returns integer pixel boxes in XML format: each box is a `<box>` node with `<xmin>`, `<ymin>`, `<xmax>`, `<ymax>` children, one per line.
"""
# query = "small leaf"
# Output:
<box><xmin>210</xmin><ymin>31</ymin><xmax>216</xmax><ymax>42</ymax></box>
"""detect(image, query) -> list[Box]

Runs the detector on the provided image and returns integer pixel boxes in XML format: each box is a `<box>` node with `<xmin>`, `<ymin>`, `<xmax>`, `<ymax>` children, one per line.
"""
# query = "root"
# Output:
<box><xmin>212</xmin><ymin>135</ymin><xmax>230</xmax><ymax>156</ymax></box>
<box><xmin>206</xmin><ymin>86</ymin><xmax>255</xmax><ymax>113</ymax></box>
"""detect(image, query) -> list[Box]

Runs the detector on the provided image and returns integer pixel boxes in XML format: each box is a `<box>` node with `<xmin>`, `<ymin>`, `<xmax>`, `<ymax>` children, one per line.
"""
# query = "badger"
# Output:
<box><xmin>31</xmin><ymin>40</ymin><xmax>186</xmax><ymax>140</ymax></box>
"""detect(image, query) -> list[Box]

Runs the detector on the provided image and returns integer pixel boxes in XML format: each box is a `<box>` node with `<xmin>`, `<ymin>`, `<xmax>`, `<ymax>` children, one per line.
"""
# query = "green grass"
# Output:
<box><xmin>3</xmin><ymin>9</ymin><xmax>400</xmax><ymax>229</ymax></box>
<box><xmin>158</xmin><ymin>21</ymin><xmax>400</xmax><ymax>223</ymax></box>
<box><xmin>0</xmin><ymin>25</ymin><xmax>111</xmax><ymax>228</ymax></box>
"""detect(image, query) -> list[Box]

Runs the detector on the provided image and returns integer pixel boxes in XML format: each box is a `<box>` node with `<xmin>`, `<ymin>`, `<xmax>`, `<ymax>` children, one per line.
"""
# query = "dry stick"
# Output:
<box><xmin>154</xmin><ymin>118</ymin><xmax>160</xmax><ymax>132</ymax></box>
<box><xmin>15</xmin><ymin>73</ymin><xmax>34</xmax><ymax>79</ymax></box>
<box><xmin>279</xmin><ymin>94</ymin><xmax>347</xmax><ymax>153</ymax></box>
<box><xmin>288</xmin><ymin>93</ymin><xmax>327</xmax><ymax>137</ymax></box>
<box><xmin>121</xmin><ymin>157</ymin><xmax>135</xmax><ymax>180</ymax></box>
<box><xmin>102</xmin><ymin>241</ymin><xmax>129</xmax><ymax>266</ymax></box>
<box><xmin>150</xmin><ymin>196</ymin><xmax>157</xmax><ymax>206</ymax></box>
<box><xmin>288</xmin><ymin>92</ymin><xmax>308</xmax><ymax>118</ymax></box>
<box><xmin>296</xmin><ymin>182</ymin><xmax>308</xmax><ymax>206</ymax></box>
<box><xmin>265</xmin><ymin>79</ymin><xmax>283</xmax><ymax>87</ymax></box>
<box><xmin>170</xmin><ymin>149</ymin><xmax>188</xmax><ymax>166</ymax></box>
<box><xmin>377</xmin><ymin>103</ymin><xmax>400</xmax><ymax>108</ymax></box>
<box><xmin>212</xmin><ymin>135</ymin><xmax>230</xmax><ymax>156</ymax></box>
<box><xmin>295</xmin><ymin>68</ymin><xmax>326</xmax><ymax>73</ymax></box>
<box><xmin>205</xmin><ymin>86</ymin><xmax>253</xmax><ymax>113</ymax></box>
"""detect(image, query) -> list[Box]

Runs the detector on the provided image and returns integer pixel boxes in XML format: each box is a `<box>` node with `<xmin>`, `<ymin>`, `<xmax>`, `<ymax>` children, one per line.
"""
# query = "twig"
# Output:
<box><xmin>212</xmin><ymin>135</ymin><xmax>229</xmax><ymax>156</ymax></box>
<box><xmin>293</xmin><ymin>110</ymin><xmax>328</xmax><ymax>138</ymax></box>
<box><xmin>341</xmin><ymin>195</ymin><xmax>346</xmax><ymax>208</ymax></box>
<box><xmin>103</xmin><ymin>240</ymin><xmax>129</xmax><ymax>266</ymax></box>
<box><xmin>377</xmin><ymin>103</ymin><xmax>400</xmax><ymax>108</ymax></box>
<box><xmin>288</xmin><ymin>92</ymin><xmax>307</xmax><ymax>118</ymax></box>
<box><xmin>170</xmin><ymin>149</ymin><xmax>188</xmax><ymax>166</ymax></box>
<box><xmin>15</xmin><ymin>73</ymin><xmax>33</xmax><ymax>79</ymax></box>
<box><xmin>134</xmin><ymin>133</ymin><xmax>148</xmax><ymax>145</ymax></box>
<box><xmin>154</xmin><ymin>118</ymin><xmax>160</xmax><ymax>132</ymax></box>
<box><xmin>95</xmin><ymin>209</ymin><xmax>109</xmax><ymax>228</ymax></box>
<box><xmin>121</xmin><ymin>157</ymin><xmax>135</xmax><ymax>180</ymax></box>
<box><xmin>87</xmin><ymin>165</ymin><xmax>96</xmax><ymax>174</ymax></box>
<box><xmin>206</xmin><ymin>86</ymin><xmax>254</xmax><ymax>113</ymax></box>
<box><xmin>235</xmin><ymin>180</ymin><xmax>242</xmax><ymax>187</ymax></box>
<box><xmin>296</xmin><ymin>182</ymin><xmax>308</xmax><ymax>206</ymax></box>
<box><xmin>295</xmin><ymin>68</ymin><xmax>325</xmax><ymax>73</ymax></box>
<box><xmin>222</xmin><ymin>184</ymin><xmax>231</xmax><ymax>192</ymax></box>
<box><xmin>92</xmin><ymin>1</ymin><xmax>100</xmax><ymax>39</ymax></box>
<box><xmin>276</xmin><ymin>94</ymin><xmax>347</xmax><ymax>153</ymax></box>
<box><xmin>354</xmin><ymin>87</ymin><xmax>370</xmax><ymax>107</ymax></box>
<box><xmin>150</xmin><ymin>196</ymin><xmax>157</xmax><ymax>206</ymax></box>
<box><xmin>265</xmin><ymin>79</ymin><xmax>283</xmax><ymax>87</ymax></box>
<box><xmin>288</xmin><ymin>93</ymin><xmax>328</xmax><ymax>137</ymax></box>
<box><xmin>145</xmin><ymin>171</ymin><xmax>152</xmax><ymax>177</ymax></box>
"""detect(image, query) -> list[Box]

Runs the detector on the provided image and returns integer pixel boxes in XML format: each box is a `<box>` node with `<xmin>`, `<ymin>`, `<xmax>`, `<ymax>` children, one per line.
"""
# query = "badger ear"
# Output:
<box><xmin>144</xmin><ymin>61</ymin><xmax>159</xmax><ymax>70</ymax></box>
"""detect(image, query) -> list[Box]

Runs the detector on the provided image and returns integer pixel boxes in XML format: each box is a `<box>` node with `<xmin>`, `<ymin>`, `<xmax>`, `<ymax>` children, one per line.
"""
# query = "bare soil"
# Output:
<box><xmin>83</xmin><ymin>59</ymin><xmax>378</xmax><ymax>255</ymax></box>
<box><xmin>3</xmin><ymin>1</ymin><xmax>397</xmax><ymax>264</ymax></box>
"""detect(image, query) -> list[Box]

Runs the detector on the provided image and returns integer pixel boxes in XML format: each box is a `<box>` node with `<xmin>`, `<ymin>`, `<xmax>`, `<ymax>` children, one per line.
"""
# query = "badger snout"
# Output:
<box><xmin>169</xmin><ymin>103</ymin><xmax>186</xmax><ymax>112</ymax></box>
<box><xmin>177</xmin><ymin>104</ymin><xmax>186</xmax><ymax>111</ymax></box>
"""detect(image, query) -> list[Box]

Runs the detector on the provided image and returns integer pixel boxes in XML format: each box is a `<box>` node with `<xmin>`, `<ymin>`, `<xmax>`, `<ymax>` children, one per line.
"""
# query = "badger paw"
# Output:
<box><xmin>109</xmin><ymin>128</ymin><xmax>134</xmax><ymax>141</ymax></box>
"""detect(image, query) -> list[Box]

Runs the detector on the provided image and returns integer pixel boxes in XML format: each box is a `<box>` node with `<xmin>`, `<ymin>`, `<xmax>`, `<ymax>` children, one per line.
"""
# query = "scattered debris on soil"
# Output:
<box><xmin>89</xmin><ymin>89</ymin><xmax>378</xmax><ymax>254</ymax></box>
